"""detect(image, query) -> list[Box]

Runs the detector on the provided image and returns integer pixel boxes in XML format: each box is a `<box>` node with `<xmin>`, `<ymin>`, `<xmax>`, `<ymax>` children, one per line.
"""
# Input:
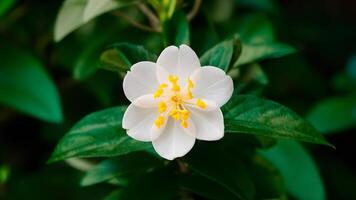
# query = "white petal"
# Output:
<box><xmin>132</xmin><ymin>94</ymin><xmax>160</xmax><ymax>108</ymax></box>
<box><xmin>185</xmin><ymin>98</ymin><xmax>219</xmax><ymax>111</ymax></box>
<box><xmin>190</xmin><ymin>66</ymin><xmax>233</xmax><ymax>107</ymax></box>
<box><xmin>190</xmin><ymin>107</ymin><xmax>224</xmax><ymax>141</ymax></box>
<box><xmin>152</xmin><ymin>119</ymin><xmax>196</xmax><ymax>160</ymax></box>
<box><xmin>122</xmin><ymin>104</ymin><xmax>157</xmax><ymax>142</ymax></box>
<box><xmin>157</xmin><ymin>45</ymin><xmax>200</xmax><ymax>85</ymax></box>
<box><xmin>123</xmin><ymin>61</ymin><xmax>159</xmax><ymax>102</ymax></box>
<box><xmin>177</xmin><ymin>44</ymin><xmax>201</xmax><ymax>85</ymax></box>
<box><xmin>157</xmin><ymin>46</ymin><xmax>179</xmax><ymax>76</ymax></box>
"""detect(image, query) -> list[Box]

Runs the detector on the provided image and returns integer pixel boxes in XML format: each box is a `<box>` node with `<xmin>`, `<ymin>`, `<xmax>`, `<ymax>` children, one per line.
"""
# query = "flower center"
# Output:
<box><xmin>153</xmin><ymin>74</ymin><xmax>207</xmax><ymax>129</ymax></box>
<box><xmin>170</xmin><ymin>95</ymin><xmax>181</xmax><ymax>103</ymax></box>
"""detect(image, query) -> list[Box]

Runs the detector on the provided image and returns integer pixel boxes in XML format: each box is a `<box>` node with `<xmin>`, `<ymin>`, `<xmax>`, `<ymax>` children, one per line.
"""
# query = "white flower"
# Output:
<box><xmin>122</xmin><ymin>45</ymin><xmax>234</xmax><ymax>160</ymax></box>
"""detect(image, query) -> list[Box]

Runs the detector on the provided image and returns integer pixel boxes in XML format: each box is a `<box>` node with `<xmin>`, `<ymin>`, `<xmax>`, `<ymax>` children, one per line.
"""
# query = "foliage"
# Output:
<box><xmin>1</xmin><ymin>0</ymin><xmax>355</xmax><ymax>200</ymax></box>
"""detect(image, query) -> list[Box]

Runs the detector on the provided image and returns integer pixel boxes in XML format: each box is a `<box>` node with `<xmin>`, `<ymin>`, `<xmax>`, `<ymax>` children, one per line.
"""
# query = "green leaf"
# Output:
<box><xmin>200</xmin><ymin>36</ymin><xmax>242</xmax><ymax>72</ymax></box>
<box><xmin>0</xmin><ymin>0</ymin><xmax>15</xmax><ymax>17</ymax></box>
<box><xmin>100</xmin><ymin>43</ymin><xmax>157</xmax><ymax>73</ymax></box>
<box><xmin>82</xmin><ymin>0</ymin><xmax>119</xmax><ymax>22</ymax></box>
<box><xmin>0</xmin><ymin>165</ymin><xmax>10</xmax><ymax>184</ymax></box>
<box><xmin>163</xmin><ymin>11</ymin><xmax>190</xmax><ymax>46</ymax></box>
<box><xmin>186</xmin><ymin>142</ymin><xmax>256</xmax><ymax>200</ymax></box>
<box><xmin>179</xmin><ymin>174</ymin><xmax>237</xmax><ymax>200</ymax></box>
<box><xmin>223</xmin><ymin>95</ymin><xmax>331</xmax><ymax>146</ymax></box>
<box><xmin>81</xmin><ymin>152</ymin><xmax>162</xmax><ymax>186</ymax></box>
<box><xmin>246</xmin><ymin>154</ymin><xmax>287</xmax><ymax>199</ymax></box>
<box><xmin>48</xmin><ymin>106</ymin><xmax>152</xmax><ymax>163</ymax></box>
<box><xmin>73</xmin><ymin>41</ymin><xmax>101</xmax><ymax>80</ymax></box>
<box><xmin>54</xmin><ymin>0</ymin><xmax>135</xmax><ymax>42</ymax></box>
<box><xmin>261</xmin><ymin>141</ymin><xmax>325</xmax><ymax>200</ymax></box>
<box><xmin>307</xmin><ymin>96</ymin><xmax>356</xmax><ymax>134</ymax></box>
<box><xmin>0</xmin><ymin>42</ymin><xmax>62</xmax><ymax>123</ymax></box>
<box><xmin>233</xmin><ymin>43</ymin><xmax>296</xmax><ymax>67</ymax></box>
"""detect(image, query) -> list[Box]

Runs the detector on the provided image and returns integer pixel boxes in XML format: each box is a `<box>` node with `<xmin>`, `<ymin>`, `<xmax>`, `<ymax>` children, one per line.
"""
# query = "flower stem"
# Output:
<box><xmin>187</xmin><ymin>0</ymin><xmax>202</xmax><ymax>21</ymax></box>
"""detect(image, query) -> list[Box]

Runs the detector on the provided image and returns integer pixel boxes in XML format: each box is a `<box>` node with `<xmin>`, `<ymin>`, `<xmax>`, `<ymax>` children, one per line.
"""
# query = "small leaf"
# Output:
<box><xmin>99</xmin><ymin>43</ymin><xmax>157</xmax><ymax>72</ymax></box>
<box><xmin>307</xmin><ymin>96</ymin><xmax>356</xmax><ymax>134</ymax></box>
<box><xmin>54</xmin><ymin>0</ymin><xmax>135</xmax><ymax>42</ymax></box>
<box><xmin>200</xmin><ymin>36</ymin><xmax>242</xmax><ymax>72</ymax></box>
<box><xmin>81</xmin><ymin>152</ymin><xmax>162</xmax><ymax>186</ymax></box>
<box><xmin>261</xmin><ymin>141</ymin><xmax>326</xmax><ymax>200</ymax></box>
<box><xmin>186</xmin><ymin>142</ymin><xmax>256</xmax><ymax>200</ymax></box>
<box><xmin>0</xmin><ymin>42</ymin><xmax>62</xmax><ymax>123</ymax></box>
<box><xmin>233</xmin><ymin>43</ymin><xmax>296</xmax><ymax>67</ymax></box>
<box><xmin>0</xmin><ymin>0</ymin><xmax>15</xmax><ymax>17</ymax></box>
<box><xmin>83</xmin><ymin>0</ymin><xmax>119</xmax><ymax>22</ymax></box>
<box><xmin>223</xmin><ymin>95</ymin><xmax>331</xmax><ymax>146</ymax></box>
<box><xmin>48</xmin><ymin>106</ymin><xmax>152</xmax><ymax>163</ymax></box>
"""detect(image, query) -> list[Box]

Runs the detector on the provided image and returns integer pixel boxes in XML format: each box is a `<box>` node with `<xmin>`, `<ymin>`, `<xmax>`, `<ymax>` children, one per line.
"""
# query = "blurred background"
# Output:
<box><xmin>0</xmin><ymin>0</ymin><xmax>355</xmax><ymax>199</ymax></box>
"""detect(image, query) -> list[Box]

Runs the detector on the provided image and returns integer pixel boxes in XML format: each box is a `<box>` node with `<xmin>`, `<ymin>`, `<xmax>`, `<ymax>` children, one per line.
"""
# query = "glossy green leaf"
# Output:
<box><xmin>54</xmin><ymin>0</ymin><xmax>135</xmax><ymax>42</ymax></box>
<box><xmin>186</xmin><ymin>142</ymin><xmax>256</xmax><ymax>200</ymax></box>
<box><xmin>200</xmin><ymin>36</ymin><xmax>242</xmax><ymax>72</ymax></box>
<box><xmin>99</xmin><ymin>43</ymin><xmax>157</xmax><ymax>73</ymax></box>
<box><xmin>307</xmin><ymin>96</ymin><xmax>356</xmax><ymax>134</ymax></box>
<box><xmin>234</xmin><ymin>43</ymin><xmax>296</xmax><ymax>67</ymax></box>
<box><xmin>0</xmin><ymin>0</ymin><xmax>15</xmax><ymax>17</ymax></box>
<box><xmin>261</xmin><ymin>140</ymin><xmax>325</xmax><ymax>200</ymax></box>
<box><xmin>0</xmin><ymin>42</ymin><xmax>62</xmax><ymax>123</ymax></box>
<box><xmin>81</xmin><ymin>152</ymin><xmax>162</xmax><ymax>186</ymax></box>
<box><xmin>48</xmin><ymin>106</ymin><xmax>152</xmax><ymax>163</ymax></box>
<box><xmin>223</xmin><ymin>95</ymin><xmax>331</xmax><ymax>146</ymax></box>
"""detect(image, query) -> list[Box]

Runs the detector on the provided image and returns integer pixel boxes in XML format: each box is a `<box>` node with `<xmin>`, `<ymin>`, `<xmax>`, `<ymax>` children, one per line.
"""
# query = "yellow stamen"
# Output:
<box><xmin>168</xmin><ymin>75</ymin><xmax>178</xmax><ymax>83</ymax></box>
<box><xmin>153</xmin><ymin>84</ymin><xmax>168</xmax><ymax>98</ymax></box>
<box><xmin>170</xmin><ymin>109</ymin><xmax>181</xmax><ymax>120</ymax></box>
<box><xmin>172</xmin><ymin>84</ymin><xmax>180</xmax><ymax>91</ymax></box>
<box><xmin>158</xmin><ymin>102</ymin><xmax>167</xmax><ymax>113</ymax></box>
<box><xmin>181</xmin><ymin>120</ymin><xmax>188</xmax><ymax>128</ymax></box>
<box><xmin>154</xmin><ymin>115</ymin><xmax>165</xmax><ymax>128</ymax></box>
<box><xmin>181</xmin><ymin>110</ymin><xmax>189</xmax><ymax>120</ymax></box>
<box><xmin>186</xmin><ymin>78</ymin><xmax>194</xmax><ymax>99</ymax></box>
<box><xmin>168</xmin><ymin>75</ymin><xmax>180</xmax><ymax>92</ymax></box>
<box><xmin>188</xmin><ymin>78</ymin><xmax>194</xmax><ymax>89</ymax></box>
<box><xmin>196</xmin><ymin>99</ymin><xmax>207</xmax><ymax>109</ymax></box>
<box><xmin>187</xmin><ymin>90</ymin><xmax>193</xmax><ymax>99</ymax></box>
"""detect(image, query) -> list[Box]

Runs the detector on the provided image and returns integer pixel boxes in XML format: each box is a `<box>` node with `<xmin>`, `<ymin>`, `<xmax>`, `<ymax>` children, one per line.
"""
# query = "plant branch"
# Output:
<box><xmin>187</xmin><ymin>0</ymin><xmax>202</xmax><ymax>21</ymax></box>
<box><xmin>137</xmin><ymin>3</ymin><xmax>160</xmax><ymax>30</ymax></box>
<box><xmin>113</xmin><ymin>11</ymin><xmax>159</xmax><ymax>33</ymax></box>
